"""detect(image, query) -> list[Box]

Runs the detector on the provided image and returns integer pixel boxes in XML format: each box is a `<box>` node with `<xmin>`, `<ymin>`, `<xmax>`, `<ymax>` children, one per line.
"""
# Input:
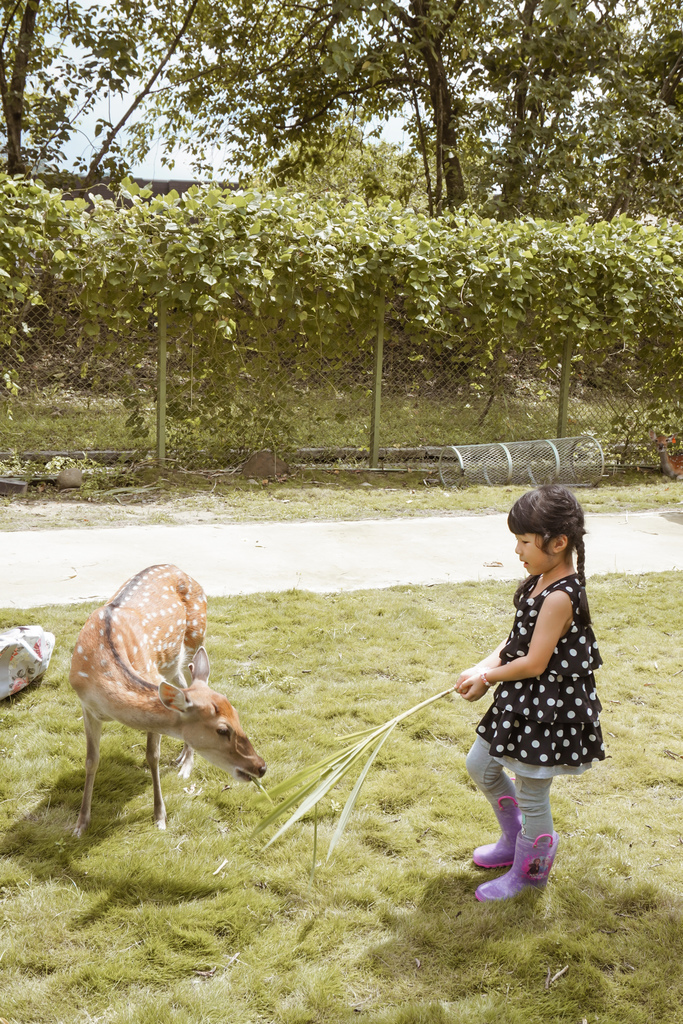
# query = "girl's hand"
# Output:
<box><xmin>454</xmin><ymin>668</ymin><xmax>488</xmax><ymax>702</ymax></box>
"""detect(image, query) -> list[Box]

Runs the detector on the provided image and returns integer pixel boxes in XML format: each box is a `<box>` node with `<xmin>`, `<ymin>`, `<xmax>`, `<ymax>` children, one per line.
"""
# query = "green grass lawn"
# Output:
<box><xmin>1</xmin><ymin>574</ymin><xmax>681</xmax><ymax>1023</ymax></box>
<box><xmin>0</xmin><ymin>396</ymin><xmax>152</xmax><ymax>452</ymax></box>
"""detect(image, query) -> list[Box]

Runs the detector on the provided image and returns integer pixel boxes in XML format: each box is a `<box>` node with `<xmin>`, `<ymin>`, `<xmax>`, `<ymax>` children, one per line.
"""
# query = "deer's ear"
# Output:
<box><xmin>189</xmin><ymin>647</ymin><xmax>210</xmax><ymax>685</ymax></box>
<box><xmin>159</xmin><ymin>681</ymin><xmax>194</xmax><ymax>712</ymax></box>
<box><xmin>649</xmin><ymin>429</ymin><xmax>656</xmax><ymax>439</ymax></box>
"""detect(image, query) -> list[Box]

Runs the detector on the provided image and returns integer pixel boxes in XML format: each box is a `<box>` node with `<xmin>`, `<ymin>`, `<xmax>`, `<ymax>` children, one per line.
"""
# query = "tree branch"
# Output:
<box><xmin>1</xmin><ymin>0</ymin><xmax>23</xmax><ymax>55</ymax></box>
<box><xmin>403</xmin><ymin>50</ymin><xmax>434</xmax><ymax>216</ymax></box>
<box><xmin>660</xmin><ymin>47</ymin><xmax>683</xmax><ymax>105</ymax></box>
<box><xmin>83</xmin><ymin>0</ymin><xmax>201</xmax><ymax>184</ymax></box>
<box><xmin>608</xmin><ymin>47</ymin><xmax>683</xmax><ymax>219</ymax></box>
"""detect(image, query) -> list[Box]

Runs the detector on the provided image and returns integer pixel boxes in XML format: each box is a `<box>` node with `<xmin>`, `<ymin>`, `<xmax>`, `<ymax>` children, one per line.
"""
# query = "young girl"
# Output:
<box><xmin>455</xmin><ymin>483</ymin><xmax>604</xmax><ymax>901</ymax></box>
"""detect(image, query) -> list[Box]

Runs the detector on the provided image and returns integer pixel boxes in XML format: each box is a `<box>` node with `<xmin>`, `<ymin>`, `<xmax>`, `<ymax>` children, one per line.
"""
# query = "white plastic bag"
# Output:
<box><xmin>0</xmin><ymin>626</ymin><xmax>55</xmax><ymax>700</ymax></box>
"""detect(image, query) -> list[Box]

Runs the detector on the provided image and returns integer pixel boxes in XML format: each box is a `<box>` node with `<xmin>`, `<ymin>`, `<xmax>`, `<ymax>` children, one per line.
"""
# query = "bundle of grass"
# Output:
<box><xmin>253</xmin><ymin>684</ymin><xmax>456</xmax><ymax>874</ymax></box>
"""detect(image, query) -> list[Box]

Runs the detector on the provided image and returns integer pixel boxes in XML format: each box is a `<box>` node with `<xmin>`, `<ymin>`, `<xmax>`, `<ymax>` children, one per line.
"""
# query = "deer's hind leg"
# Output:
<box><xmin>75</xmin><ymin>709</ymin><xmax>103</xmax><ymax>837</ymax></box>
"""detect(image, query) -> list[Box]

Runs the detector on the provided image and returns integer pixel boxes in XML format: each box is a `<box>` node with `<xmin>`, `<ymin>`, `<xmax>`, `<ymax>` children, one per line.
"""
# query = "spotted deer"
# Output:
<box><xmin>649</xmin><ymin>430</ymin><xmax>683</xmax><ymax>480</ymax></box>
<box><xmin>69</xmin><ymin>564</ymin><xmax>266</xmax><ymax>836</ymax></box>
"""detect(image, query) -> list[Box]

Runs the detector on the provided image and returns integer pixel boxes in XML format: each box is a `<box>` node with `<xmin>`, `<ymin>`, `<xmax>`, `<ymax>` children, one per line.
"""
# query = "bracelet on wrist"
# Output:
<box><xmin>480</xmin><ymin>670</ymin><xmax>496</xmax><ymax>689</ymax></box>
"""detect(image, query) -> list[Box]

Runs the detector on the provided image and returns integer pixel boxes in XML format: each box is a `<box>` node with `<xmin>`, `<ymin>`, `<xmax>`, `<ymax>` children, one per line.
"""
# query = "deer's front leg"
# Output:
<box><xmin>146</xmin><ymin>731</ymin><xmax>167</xmax><ymax>829</ymax></box>
<box><xmin>174</xmin><ymin>743</ymin><xmax>195</xmax><ymax>779</ymax></box>
<box><xmin>75</xmin><ymin>709</ymin><xmax>102</xmax><ymax>837</ymax></box>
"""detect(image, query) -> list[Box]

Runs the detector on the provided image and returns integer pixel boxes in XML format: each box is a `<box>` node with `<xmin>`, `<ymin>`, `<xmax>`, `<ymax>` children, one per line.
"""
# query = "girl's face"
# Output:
<box><xmin>514</xmin><ymin>532</ymin><xmax>569</xmax><ymax>576</ymax></box>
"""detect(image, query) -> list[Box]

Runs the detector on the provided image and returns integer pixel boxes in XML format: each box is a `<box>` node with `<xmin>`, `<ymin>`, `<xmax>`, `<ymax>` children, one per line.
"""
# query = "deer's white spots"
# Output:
<box><xmin>77</xmin><ymin>645</ymin><xmax>84</xmax><ymax>654</ymax></box>
<box><xmin>78</xmin><ymin>671</ymin><xmax>89</xmax><ymax>678</ymax></box>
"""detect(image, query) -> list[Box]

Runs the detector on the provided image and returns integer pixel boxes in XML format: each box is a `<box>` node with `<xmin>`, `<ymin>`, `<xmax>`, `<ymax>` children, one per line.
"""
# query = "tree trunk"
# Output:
<box><xmin>0</xmin><ymin>0</ymin><xmax>40</xmax><ymax>175</ymax></box>
<box><xmin>409</xmin><ymin>1</ymin><xmax>467</xmax><ymax>210</ymax></box>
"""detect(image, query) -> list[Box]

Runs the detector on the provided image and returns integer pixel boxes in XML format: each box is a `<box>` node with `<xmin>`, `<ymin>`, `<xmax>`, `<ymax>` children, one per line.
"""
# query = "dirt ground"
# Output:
<box><xmin>1</xmin><ymin>465</ymin><xmax>682</xmax><ymax>532</ymax></box>
<box><xmin>0</xmin><ymin>467</ymin><xmax>503</xmax><ymax>531</ymax></box>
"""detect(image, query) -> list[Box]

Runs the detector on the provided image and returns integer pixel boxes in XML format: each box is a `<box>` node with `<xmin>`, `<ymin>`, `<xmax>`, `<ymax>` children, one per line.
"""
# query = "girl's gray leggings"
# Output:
<box><xmin>466</xmin><ymin>738</ymin><xmax>554</xmax><ymax>841</ymax></box>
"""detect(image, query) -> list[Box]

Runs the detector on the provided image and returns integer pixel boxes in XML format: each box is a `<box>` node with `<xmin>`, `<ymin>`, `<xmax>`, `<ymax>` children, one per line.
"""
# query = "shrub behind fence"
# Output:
<box><xmin>0</xmin><ymin>293</ymin><xmax>674</xmax><ymax>469</ymax></box>
<box><xmin>1</xmin><ymin>179</ymin><xmax>682</xmax><ymax>470</ymax></box>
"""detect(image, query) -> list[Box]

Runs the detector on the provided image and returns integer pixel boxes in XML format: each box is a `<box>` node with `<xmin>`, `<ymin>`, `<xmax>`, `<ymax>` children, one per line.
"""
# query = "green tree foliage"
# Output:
<box><xmin>0</xmin><ymin>0</ymin><xmax>200</xmax><ymax>181</ymax></box>
<box><xmin>148</xmin><ymin>0</ymin><xmax>683</xmax><ymax>220</ymax></box>
<box><xmin>257</xmin><ymin>126</ymin><xmax>429</xmax><ymax>211</ymax></box>
<box><xmin>2</xmin><ymin>1</ymin><xmax>681</xmax><ymax>221</ymax></box>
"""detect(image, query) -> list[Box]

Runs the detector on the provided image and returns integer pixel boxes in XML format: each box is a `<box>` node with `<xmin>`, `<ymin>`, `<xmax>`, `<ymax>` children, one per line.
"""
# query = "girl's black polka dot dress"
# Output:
<box><xmin>476</xmin><ymin>574</ymin><xmax>605</xmax><ymax>770</ymax></box>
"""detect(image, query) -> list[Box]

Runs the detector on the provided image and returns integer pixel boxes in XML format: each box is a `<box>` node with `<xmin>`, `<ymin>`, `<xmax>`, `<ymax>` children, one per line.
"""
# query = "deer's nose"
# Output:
<box><xmin>257</xmin><ymin>763</ymin><xmax>267</xmax><ymax>778</ymax></box>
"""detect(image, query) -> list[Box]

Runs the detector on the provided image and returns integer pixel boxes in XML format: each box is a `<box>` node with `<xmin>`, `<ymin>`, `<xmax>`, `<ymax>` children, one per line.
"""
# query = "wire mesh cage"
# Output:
<box><xmin>438</xmin><ymin>435</ymin><xmax>604</xmax><ymax>488</ymax></box>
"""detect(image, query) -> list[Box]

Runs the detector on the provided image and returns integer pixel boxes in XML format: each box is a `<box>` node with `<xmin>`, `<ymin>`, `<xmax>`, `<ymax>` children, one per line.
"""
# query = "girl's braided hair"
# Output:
<box><xmin>507</xmin><ymin>483</ymin><xmax>592</xmax><ymax>625</ymax></box>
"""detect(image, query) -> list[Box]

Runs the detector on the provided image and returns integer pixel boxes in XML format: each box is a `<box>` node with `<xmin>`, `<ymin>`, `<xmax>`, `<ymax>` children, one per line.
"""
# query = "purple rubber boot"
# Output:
<box><xmin>475</xmin><ymin>831</ymin><xmax>559</xmax><ymax>902</ymax></box>
<box><xmin>473</xmin><ymin>795</ymin><xmax>523</xmax><ymax>869</ymax></box>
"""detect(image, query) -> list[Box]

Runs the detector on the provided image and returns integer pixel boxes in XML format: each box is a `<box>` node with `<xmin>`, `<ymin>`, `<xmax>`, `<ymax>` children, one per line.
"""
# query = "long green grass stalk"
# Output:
<box><xmin>253</xmin><ymin>684</ymin><xmax>456</xmax><ymax>860</ymax></box>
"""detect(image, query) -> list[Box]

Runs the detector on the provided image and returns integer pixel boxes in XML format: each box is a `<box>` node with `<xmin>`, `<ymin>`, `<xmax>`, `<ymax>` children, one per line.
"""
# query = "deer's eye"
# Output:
<box><xmin>217</xmin><ymin>726</ymin><xmax>233</xmax><ymax>739</ymax></box>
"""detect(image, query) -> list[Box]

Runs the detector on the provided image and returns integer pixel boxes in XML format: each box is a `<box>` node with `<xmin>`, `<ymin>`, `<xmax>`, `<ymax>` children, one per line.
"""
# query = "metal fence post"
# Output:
<box><xmin>156</xmin><ymin>297</ymin><xmax>167</xmax><ymax>462</ymax></box>
<box><xmin>557</xmin><ymin>336</ymin><xmax>573</xmax><ymax>438</ymax></box>
<box><xmin>369</xmin><ymin>288</ymin><xmax>386</xmax><ymax>468</ymax></box>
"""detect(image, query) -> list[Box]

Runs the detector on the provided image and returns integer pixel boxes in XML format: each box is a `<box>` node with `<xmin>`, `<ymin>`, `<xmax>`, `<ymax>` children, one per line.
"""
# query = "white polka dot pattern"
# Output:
<box><xmin>476</xmin><ymin>572</ymin><xmax>605</xmax><ymax>769</ymax></box>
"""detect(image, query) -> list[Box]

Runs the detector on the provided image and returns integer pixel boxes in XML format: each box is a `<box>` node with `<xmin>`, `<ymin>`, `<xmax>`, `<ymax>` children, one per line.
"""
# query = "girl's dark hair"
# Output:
<box><xmin>508</xmin><ymin>484</ymin><xmax>592</xmax><ymax>625</ymax></box>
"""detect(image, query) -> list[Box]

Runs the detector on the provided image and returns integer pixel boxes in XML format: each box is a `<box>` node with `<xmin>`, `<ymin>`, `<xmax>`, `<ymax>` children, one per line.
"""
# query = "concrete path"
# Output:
<box><xmin>3</xmin><ymin>510</ymin><xmax>683</xmax><ymax>608</ymax></box>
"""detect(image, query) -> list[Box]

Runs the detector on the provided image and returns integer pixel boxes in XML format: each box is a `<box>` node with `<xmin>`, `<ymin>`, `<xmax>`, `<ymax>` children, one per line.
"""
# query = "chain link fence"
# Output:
<box><xmin>0</xmin><ymin>289</ymin><xmax>675</xmax><ymax>474</ymax></box>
